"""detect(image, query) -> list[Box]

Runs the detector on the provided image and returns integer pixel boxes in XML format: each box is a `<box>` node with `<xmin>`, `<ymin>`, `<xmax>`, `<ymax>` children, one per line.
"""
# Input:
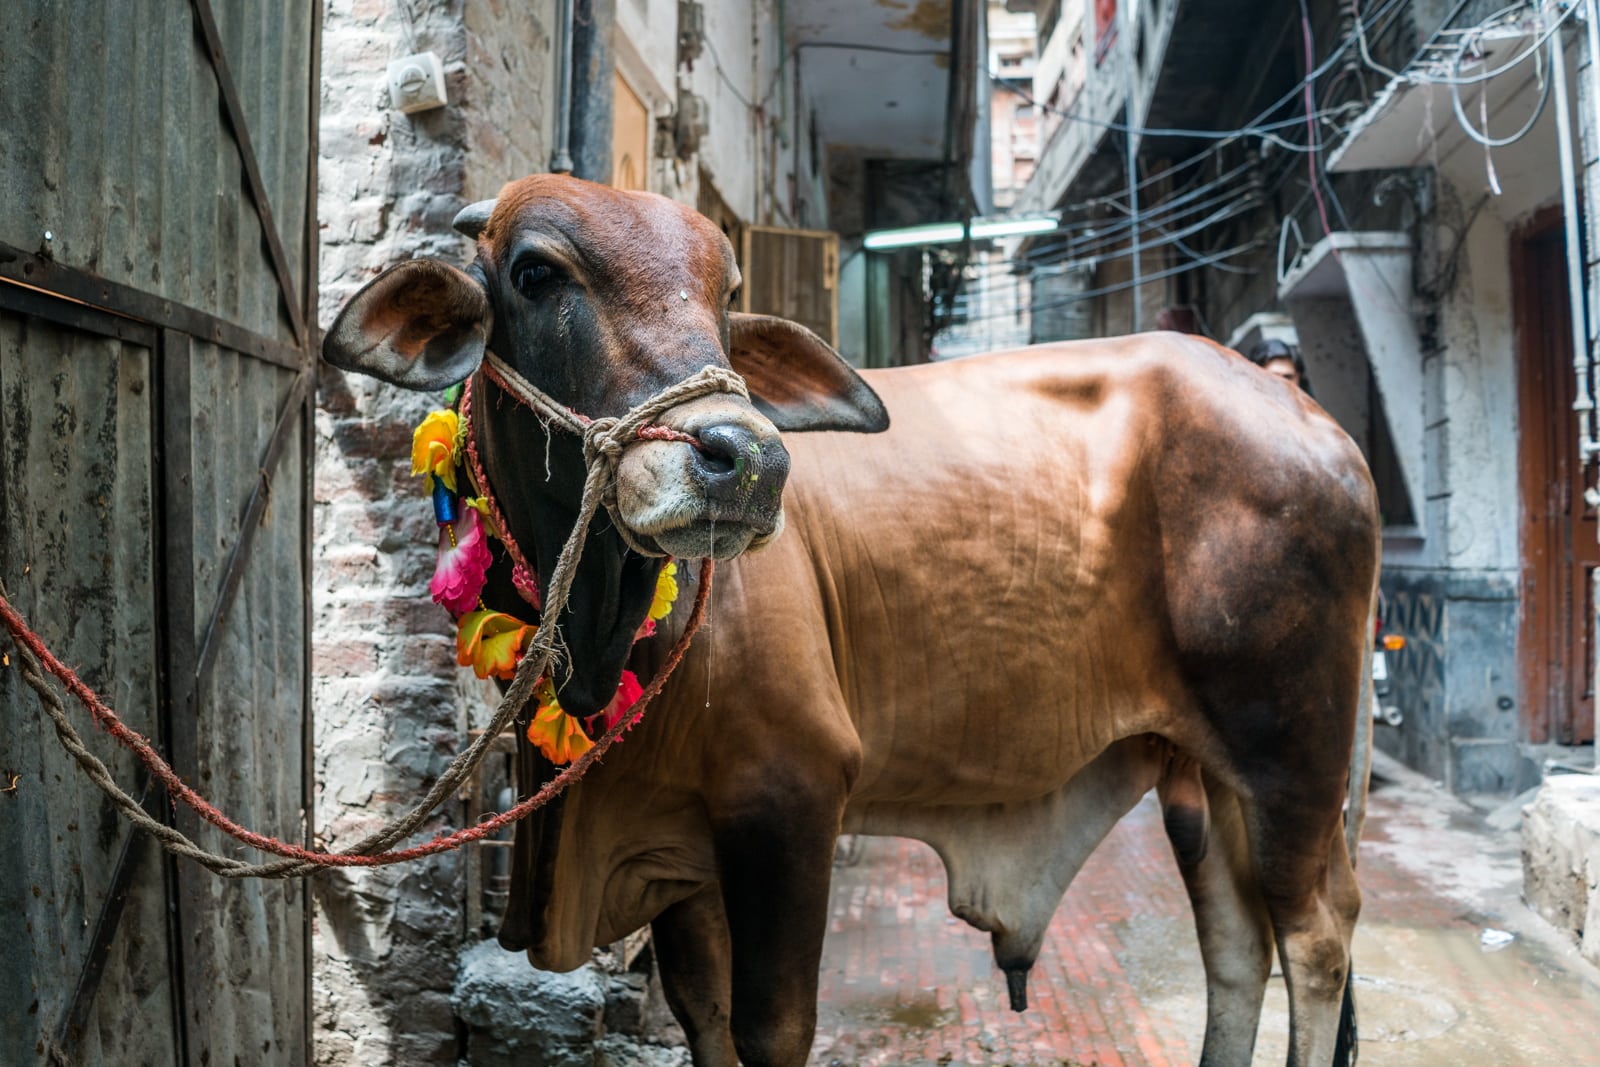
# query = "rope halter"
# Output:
<box><xmin>480</xmin><ymin>352</ymin><xmax>752</xmax><ymax>558</ymax></box>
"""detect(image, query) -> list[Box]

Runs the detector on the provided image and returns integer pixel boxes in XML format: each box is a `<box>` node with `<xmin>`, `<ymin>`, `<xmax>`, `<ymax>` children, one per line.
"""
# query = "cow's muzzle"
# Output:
<box><xmin>614</xmin><ymin>398</ymin><xmax>790</xmax><ymax>560</ymax></box>
<box><xmin>694</xmin><ymin>423</ymin><xmax>790</xmax><ymax>516</ymax></box>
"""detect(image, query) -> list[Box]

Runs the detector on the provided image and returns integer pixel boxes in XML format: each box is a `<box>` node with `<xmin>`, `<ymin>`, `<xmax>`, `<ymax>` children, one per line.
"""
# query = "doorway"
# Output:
<box><xmin>1516</xmin><ymin>212</ymin><xmax>1598</xmax><ymax>745</ymax></box>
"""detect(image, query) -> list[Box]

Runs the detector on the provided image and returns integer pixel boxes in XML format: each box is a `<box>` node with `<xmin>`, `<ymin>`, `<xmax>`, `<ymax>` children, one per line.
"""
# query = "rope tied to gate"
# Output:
<box><xmin>0</xmin><ymin>359</ymin><xmax>748</xmax><ymax>878</ymax></box>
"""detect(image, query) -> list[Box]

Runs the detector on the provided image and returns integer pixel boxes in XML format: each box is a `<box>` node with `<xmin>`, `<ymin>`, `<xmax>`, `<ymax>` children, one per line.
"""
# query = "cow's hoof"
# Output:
<box><xmin>1004</xmin><ymin>966</ymin><xmax>1030</xmax><ymax>1012</ymax></box>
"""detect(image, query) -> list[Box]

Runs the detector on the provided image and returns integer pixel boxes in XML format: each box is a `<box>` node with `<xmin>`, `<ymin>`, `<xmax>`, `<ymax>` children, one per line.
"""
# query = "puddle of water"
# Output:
<box><xmin>885</xmin><ymin>1000</ymin><xmax>957</xmax><ymax>1031</ymax></box>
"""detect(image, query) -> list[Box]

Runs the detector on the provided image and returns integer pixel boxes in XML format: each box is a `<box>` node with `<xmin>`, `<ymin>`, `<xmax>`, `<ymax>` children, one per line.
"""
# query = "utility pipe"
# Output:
<box><xmin>1122</xmin><ymin>4</ymin><xmax>1141</xmax><ymax>332</ymax></box>
<box><xmin>549</xmin><ymin>0</ymin><xmax>575</xmax><ymax>173</ymax></box>
<box><xmin>1555</xmin><ymin>17</ymin><xmax>1596</xmax><ymax>462</ymax></box>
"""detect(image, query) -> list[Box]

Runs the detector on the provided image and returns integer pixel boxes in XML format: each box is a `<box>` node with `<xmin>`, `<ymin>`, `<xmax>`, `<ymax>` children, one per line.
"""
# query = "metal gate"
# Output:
<box><xmin>0</xmin><ymin>2</ymin><xmax>317</xmax><ymax>1063</ymax></box>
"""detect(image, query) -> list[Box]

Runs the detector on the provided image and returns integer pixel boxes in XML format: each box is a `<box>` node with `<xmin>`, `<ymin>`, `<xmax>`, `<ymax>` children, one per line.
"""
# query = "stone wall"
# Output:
<box><xmin>313</xmin><ymin>1</ymin><xmax>553</xmax><ymax>1062</ymax></box>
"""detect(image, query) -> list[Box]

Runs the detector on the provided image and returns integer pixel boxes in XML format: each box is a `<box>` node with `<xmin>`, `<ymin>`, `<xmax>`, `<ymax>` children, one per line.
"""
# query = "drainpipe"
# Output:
<box><xmin>1554</xmin><ymin>21</ymin><xmax>1596</xmax><ymax>462</ymax></box>
<box><xmin>1122</xmin><ymin>2</ymin><xmax>1141</xmax><ymax>333</ymax></box>
<box><xmin>549</xmin><ymin>0</ymin><xmax>576</xmax><ymax>173</ymax></box>
<box><xmin>1577</xmin><ymin>0</ymin><xmax>1600</xmax><ymax>465</ymax></box>
<box><xmin>568</xmin><ymin>0</ymin><xmax>616</xmax><ymax>182</ymax></box>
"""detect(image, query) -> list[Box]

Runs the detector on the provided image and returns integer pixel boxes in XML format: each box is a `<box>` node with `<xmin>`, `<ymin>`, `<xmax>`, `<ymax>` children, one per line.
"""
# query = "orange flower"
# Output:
<box><xmin>526</xmin><ymin>678</ymin><xmax>595</xmax><ymax>764</ymax></box>
<box><xmin>455</xmin><ymin>610</ymin><xmax>534</xmax><ymax>680</ymax></box>
<box><xmin>411</xmin><ymin>409</ymin><xmax>462</xmax><ymax>491</ymax></box>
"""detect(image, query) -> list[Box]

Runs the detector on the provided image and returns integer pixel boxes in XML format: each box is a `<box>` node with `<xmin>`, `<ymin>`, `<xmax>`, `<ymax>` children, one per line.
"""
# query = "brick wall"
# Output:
<box><xmin>313</xmin><ymin>1</ymin><xmax>553</xmax><ymax>1062</ymax></box>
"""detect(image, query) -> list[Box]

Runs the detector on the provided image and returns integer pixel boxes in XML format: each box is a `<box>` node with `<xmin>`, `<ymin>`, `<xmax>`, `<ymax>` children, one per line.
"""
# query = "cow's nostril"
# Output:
<box><xmin>697</xmin><ymin>438</ymin><xmax>739</xmax><ymax>476</ymax></box>
<box><xmin>682</xmin><ymin>423</ymin><xmax>791</xmax><ymax>516</ymax></box>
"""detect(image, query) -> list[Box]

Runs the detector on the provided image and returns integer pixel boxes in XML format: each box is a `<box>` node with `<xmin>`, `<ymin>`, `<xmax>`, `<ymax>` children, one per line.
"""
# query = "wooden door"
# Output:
<box><xmin>611</xmin><ymin>72</ymin><xmax>651</xmax><ymax>191</ymax></box>
<box><xmin>1517</xmin><ymin>215</ymin><xmax>1598</xmax><ymax>744</ymax></box>
<box><xmin>740</xmin><ymin>226</ymin><xmax>840</xmax><ymax>348</ymax></box>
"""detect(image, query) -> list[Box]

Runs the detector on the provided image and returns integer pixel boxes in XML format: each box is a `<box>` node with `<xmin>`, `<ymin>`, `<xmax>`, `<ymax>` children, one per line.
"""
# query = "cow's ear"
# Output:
<box><xmin>728</xmin><ymin>313</ymin><xmax>889</xmax><ymax>433</ymax></box>
<box><xmin>322</xmin><ymin>259</ymin><xmax>491</xmax><ymax>390</ymax></box>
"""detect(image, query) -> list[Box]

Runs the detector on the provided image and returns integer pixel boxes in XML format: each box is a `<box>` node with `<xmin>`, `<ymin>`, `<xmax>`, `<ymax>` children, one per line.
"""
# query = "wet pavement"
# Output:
<box><xmin>811</xmin><ymin>752</ymin><xmax>1600</xmax><ymax>1066</ymax></box>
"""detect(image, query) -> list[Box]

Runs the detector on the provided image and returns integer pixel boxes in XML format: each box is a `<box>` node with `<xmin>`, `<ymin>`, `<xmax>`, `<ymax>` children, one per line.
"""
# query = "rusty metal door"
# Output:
<box><xmin>1517</xmin><ymin>214</ymin><xmax>1598</xmax><ymax>746</ymax></box>
<box><xmin>0</xmin><ymin>2</ymin><xmax>317</xmax><ymax>1064</ymax></box>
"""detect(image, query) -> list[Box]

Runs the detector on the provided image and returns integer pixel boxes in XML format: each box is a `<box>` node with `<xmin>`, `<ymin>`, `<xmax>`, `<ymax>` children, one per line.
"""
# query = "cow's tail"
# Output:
<box><xmin>1344</xmin><ymin>584</ymin><xmax>1377</xmax><ymax>867</ymax></box>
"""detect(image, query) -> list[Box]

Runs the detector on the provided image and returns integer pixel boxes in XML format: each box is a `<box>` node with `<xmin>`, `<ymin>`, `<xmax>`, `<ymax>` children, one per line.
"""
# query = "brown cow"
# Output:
<box><xmin>323</xmin><ymin>175</ymin><xmax>1379</xmax><ymax>1067</ymax></box>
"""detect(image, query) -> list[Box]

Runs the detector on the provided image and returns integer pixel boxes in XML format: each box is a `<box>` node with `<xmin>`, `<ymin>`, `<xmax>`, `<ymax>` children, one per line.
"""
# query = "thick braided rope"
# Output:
<box><xmin>0</xmin><ymin>360</ymin><xmax>744</xmax><ymax>878</ymax></box>
<box><xmin>482</xmin><ymin>355</ymin><xmax>749</xmax><ymax>559</ymax></box>
<box><xmin>0</xmin><ymin>563</ymin><xmax>712</xmax><ymax>875</ymax></box>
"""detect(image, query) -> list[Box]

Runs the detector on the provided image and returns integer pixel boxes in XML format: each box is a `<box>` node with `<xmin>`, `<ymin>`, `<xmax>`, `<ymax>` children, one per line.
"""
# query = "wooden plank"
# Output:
<box><xmin>742</xmin><ymin>225</ymin><xmax>840</xmax><ymax>347</ymax></box>
<box><xmin>0</xmin><ymin>279</ymin><xmax>158</xmax><ymax>349</ymax></box>
<box><xmin>177</xmin><ymin>342</ymin><xmax>309</xmax><ymax>1067</ymax></box>
<box><xmin>187</xmin><ymin>0</ymin><xmax>307</xmax><ymax>347</ymax></box>
<box><xmin>0</xmin><ymin>311</ymin><xmax>175</xmax><ymax>1067</ymax></box>
<box><xmin>0</xmin><ymin>244</ymin><xmax>305</xmax><ymax>370</ymax></box>
<box><xmin>158</xmin><ymin>327</ymin><xmax>199</xmax><ymax>1066</ymax></box>
<box><xmin>191</xmin><ymin>364</ymin><xmax>313</xmax><ymax>695</ymax></box>
<box><xmin>55</xmin><ymin>780</ymin><xmax>156</xmax><ymax>1054</ymax></box>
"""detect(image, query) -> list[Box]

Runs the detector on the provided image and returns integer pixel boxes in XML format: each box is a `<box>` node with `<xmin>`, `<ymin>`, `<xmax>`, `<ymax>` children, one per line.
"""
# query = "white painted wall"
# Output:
<box><xmin>1431</xmin><ymin>182</ymin><xmax>1520</xmax><ymax>574</ymax></box>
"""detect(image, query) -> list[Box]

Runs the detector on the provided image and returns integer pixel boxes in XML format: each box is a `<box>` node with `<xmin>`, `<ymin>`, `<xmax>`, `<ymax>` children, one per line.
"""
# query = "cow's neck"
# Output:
<box><xmin>472</xmin><ymin>369</ymin><xmax>660</xmax><ymax>717</ymax></box>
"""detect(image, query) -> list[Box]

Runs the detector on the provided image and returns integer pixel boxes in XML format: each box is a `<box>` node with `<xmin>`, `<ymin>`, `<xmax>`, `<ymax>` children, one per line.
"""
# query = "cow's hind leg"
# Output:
<box><xmin>650</xmin><ymin>884</ymin><xmax>739</xmax><ymax>1067</ymax></box>
<box><xmin>1244</xmin><ymin>784</ymin><xmax>1361</xmax><ymax>1067</ymax></box>
<box><xmin>1167</xmin><ymin>772</ymin><xmax>1274</xmax><ymax>1066</ymax></box>
<box><xmin>711</xmin><ymin>772</ymin><xmax>846</xmax><ymax>1067</ymax></box>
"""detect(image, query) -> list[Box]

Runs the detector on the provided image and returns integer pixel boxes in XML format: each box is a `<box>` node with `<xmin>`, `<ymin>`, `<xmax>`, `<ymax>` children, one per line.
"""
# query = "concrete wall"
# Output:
<box><xmin>1376</xmin><ymin>179</ymin><xmax>1533</xmax><ymax>793</ymax></box>
<box><xmin>616</xmin><ymin>0</ymin><xmax>820</xmax><ymax>228</ymax></box>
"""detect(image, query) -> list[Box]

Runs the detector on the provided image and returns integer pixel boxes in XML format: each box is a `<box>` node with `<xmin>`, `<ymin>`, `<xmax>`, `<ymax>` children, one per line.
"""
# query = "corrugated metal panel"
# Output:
<box><xmin>0</xmin><ymin>310</ymin><xmax>178</xmax><ymax>1067</ymax></box>
<box><xmin>179</xmin><ymin>343</ymin><xmax>308</xmax><ymax>1066</ymax></box>
<box><xmin>0</xmin><ymin>0</ymin><xmax>312</xmax><ymax>344</ymax></box>
<box><xmin>0</xmin><ymin>1</ymin><xmax>314</xmax><ymax>1063</ymax></box>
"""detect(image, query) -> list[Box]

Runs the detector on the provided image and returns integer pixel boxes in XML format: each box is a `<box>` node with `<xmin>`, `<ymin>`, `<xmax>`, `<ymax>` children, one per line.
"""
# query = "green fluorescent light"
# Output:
<box><xmin>863</xmin><ymin>222</ymin><xmax>965</xmax><ymax>250</ymax></box>
<box><xmin>970</xmin><ymin>215</ymin><xmax>1060</xmax><ymax>239</ymax></box>
<box><xmin>862</xmin><ymin>214</ymin><xmax>1059</xmax><ymax>250</ymax></box>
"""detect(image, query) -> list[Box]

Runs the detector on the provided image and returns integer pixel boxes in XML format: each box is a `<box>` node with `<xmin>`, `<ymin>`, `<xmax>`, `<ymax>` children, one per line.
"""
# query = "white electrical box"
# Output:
<box><xmin>387</xmin><ymin>51</ymin><xmax>447</xmax><ymax>114</ymax></box>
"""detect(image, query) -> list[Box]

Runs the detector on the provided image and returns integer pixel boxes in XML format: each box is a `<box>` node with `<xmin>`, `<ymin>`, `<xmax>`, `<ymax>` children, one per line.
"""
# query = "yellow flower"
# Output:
<box><xmin>456</xmin><ymin>609</ymin><xmax>534</xmax><ymax>680</ymax></box>
<box><xmin>648</xmin><ymin>561</ymin><xmax>678</xmax><ymax>621</ymax></box>
<box><xmin>526</xmin><ymin>678</ymin><xmax>594</xmax><ymax>764</ymax></box>
<box><xmin>412</xmin><ymin>409</ymin><xmax>462</xmax><ymax>491</ymax></box>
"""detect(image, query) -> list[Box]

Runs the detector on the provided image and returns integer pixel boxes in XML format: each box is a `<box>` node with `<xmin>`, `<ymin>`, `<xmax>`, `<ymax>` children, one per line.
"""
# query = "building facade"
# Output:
<box><xmin>1014</xmin><ymin>0</ymin><xmax>1597</xmax><ymax>793</ymax></box>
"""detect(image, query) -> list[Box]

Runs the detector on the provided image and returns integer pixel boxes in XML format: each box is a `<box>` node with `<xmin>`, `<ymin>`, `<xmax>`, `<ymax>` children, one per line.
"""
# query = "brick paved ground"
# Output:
<box><xmin>810</xmin><ymin>755</ymin><xmax>1600</xmax><ymax>1066</ymax></box>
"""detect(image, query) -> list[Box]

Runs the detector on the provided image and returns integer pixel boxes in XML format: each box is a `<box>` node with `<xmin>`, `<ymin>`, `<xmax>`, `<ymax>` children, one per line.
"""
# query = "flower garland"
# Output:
<box><xmin>411</xmin><ymin>398</ymin><xmax>679</xmax><ymax>765</ymax></box>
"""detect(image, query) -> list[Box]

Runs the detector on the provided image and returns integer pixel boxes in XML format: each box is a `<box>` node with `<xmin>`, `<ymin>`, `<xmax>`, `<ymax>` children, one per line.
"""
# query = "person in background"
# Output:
<box><xmin>1246</xmin><ymin>338</ymin><xmax>1312</xmax><ymax>395</ymax></box>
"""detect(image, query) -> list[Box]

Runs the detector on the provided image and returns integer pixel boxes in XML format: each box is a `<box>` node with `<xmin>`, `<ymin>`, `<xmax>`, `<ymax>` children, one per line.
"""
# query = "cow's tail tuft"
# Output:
<box><xmin>1344</xmin><ymin>582</ymin><xmax>1378</xmax><ymax>866</ymax></box>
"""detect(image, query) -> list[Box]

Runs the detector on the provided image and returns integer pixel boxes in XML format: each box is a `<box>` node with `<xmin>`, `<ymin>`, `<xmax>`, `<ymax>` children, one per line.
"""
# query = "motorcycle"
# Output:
<box><xmin>1372</xmin><ymin>598</ymin><xmax>1405</xmax><ymax>727</ymax></box>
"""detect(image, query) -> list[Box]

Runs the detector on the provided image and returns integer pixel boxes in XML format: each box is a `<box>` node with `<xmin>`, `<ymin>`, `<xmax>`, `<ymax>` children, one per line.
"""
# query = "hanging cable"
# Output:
<box><xmin>1448</xmin><ymin>23</ymin><xmax>1554</xmax><ymax>147</ymax></box>
<box><xmin>951</xmin><ymin>242</ymin><xmax>1262</xmax><ymax>325</ymax></box>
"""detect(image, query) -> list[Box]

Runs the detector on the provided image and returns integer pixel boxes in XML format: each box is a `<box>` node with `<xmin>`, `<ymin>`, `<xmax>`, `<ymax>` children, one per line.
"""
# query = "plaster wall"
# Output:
<box><xmin>1377</xmin><ymin>179</ymin><xmax>1524</xmax><ymax>791</ymax></box>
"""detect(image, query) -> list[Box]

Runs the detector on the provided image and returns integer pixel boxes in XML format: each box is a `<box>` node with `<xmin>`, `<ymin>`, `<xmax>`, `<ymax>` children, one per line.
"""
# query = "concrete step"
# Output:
<box><xmin>1521</xmin><ymin>772</ymin><xmax>1600</xmax><ymax>969</ymax></box>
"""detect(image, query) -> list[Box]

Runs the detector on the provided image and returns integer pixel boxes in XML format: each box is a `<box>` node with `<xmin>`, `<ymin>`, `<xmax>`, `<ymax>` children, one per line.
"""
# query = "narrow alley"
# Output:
<box><xmin>813</xmin><ymin>754</ymin><xmax>1600</xmax><ymax>1066</ymax></box>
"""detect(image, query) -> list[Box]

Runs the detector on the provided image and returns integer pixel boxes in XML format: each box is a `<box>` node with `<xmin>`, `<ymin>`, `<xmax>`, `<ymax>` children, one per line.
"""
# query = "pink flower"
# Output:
<box><xmin>431</xmin><ymin>507</ymin><xmax>492</xmax><ymax>616</ymax></box>
<box><xmin>586</xmin><ymin>669</ymin><xmax>646</xmax><ymax>735</ymax></box>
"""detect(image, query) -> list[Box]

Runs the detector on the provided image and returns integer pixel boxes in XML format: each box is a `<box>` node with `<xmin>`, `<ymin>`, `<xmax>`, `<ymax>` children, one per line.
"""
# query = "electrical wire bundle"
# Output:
<box><xmin>946</xmin><ymin>0</ymin><xmax>1572</xmax><ymax>328</ymax></box>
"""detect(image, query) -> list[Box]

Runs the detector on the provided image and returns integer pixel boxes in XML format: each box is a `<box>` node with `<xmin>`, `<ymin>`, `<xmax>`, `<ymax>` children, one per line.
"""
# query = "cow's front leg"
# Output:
<box><xmin>650</xmin><ymin>884</ymin><xmax>739</xmax><ymax>1067</ymax></box>
<box><xmin>711</xmin><ymin>774</ymin><xmax>844</xmax><ymax>1067</ymax></box>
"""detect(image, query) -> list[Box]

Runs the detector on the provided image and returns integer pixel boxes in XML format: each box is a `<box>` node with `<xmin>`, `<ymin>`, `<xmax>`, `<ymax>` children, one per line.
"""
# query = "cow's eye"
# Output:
<box><xmin>513</xmin><ymin>261</ymin><xmax>555</xmax><ymax>298</ymax></box>
<box><xmin>727</xmin><ymin>287</ymin><xmax>740</xmax><ymax>309</ymax></box>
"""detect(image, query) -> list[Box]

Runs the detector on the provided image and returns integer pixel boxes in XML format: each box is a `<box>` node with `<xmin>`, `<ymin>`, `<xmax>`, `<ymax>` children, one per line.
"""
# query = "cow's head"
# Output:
<box><xmin>322</xmin><ymin>174</ymin><xmax>886</xmax><ymax>716</ymax></box>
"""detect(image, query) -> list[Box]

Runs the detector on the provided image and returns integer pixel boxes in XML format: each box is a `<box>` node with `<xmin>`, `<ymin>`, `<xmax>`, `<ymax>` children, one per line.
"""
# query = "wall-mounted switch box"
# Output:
<box><xmin>387</xmin><ymin>51</ymin><xmax>447</xmax><ymax>114</ymax></box>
